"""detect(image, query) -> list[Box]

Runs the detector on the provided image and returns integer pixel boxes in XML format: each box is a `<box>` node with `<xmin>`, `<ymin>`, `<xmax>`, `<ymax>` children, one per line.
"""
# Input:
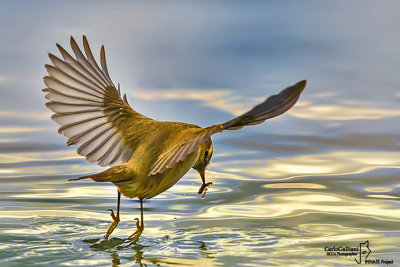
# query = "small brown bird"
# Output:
<box><xmin>43</xmin><ymin>36</ymin><xmax>306</xmax><ymax>241</ymax></box>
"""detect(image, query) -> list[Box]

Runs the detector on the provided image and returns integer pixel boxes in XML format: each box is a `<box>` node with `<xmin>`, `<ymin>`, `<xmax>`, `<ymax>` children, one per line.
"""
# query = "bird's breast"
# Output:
<box><xmin>116</xmin><ymin>149</ymin><xmax>199</xmax><ymax>199</ymax></box>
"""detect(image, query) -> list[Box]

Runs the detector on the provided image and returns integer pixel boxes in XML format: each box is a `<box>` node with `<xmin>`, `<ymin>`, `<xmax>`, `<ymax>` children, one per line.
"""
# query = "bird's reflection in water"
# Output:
<box><xmin>110</xmin><ymin>249</ymin><xmax>149</xmax><ymax>267</ymax></box>
<box><xmin>110</xmin><ymin>252</ymin><xmax>121</xmax><ymax>266</ymax></box>
<box><xmin>83</xmin><ymin>236</ymin><xmax>213</xmax><ymax>266</ymax></box>
<box><xmin>83</xmin><ymin>237</ymin><xmax>148</xmax><ymax>266</ymax></box>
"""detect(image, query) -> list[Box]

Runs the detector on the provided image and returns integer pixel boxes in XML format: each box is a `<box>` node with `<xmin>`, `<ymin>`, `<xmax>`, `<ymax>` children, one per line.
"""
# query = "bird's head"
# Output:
<box><xmin>192</xmin><ymin>138</ymin><xmax>213</xmax><ymax>185</ymax></box>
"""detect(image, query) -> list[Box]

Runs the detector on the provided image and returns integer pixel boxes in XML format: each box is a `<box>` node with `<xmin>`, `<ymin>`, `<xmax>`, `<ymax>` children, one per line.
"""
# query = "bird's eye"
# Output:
<box><xmin>203</xmin><ymin>150</ymin><xmax>209</xmax><ymax>165</ymax></box>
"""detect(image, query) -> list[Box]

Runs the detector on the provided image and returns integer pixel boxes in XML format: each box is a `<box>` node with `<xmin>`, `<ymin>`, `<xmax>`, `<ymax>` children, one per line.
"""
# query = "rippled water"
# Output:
<box><xmin>1</xmin><ymin>132</ymin><xmax>399</xmax><ymax>266</ymax></box>
<box><xmin>1</xmin><ymin>1</ymin><xmax>400</xmax><ymax>266</ymax></box>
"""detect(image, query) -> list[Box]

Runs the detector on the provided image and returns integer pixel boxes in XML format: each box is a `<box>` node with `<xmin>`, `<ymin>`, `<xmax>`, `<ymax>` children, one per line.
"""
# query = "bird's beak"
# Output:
<box><xmin>197</xmin><ymin>168</ymin><xmax>212</xmax><ymax>195</ymax></box>
<box><xmin>199</xmin><ymin>170</ymin><xmax>206</xmax><ymax>184</ymax></box>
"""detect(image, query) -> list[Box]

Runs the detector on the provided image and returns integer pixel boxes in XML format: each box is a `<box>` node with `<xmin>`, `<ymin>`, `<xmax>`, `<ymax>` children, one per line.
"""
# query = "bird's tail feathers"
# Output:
<box><xmin>68</xmin><ymin>166</ymin><xmax>135</xmax><ymax>183</ymax></box>
<box><xmin>68</xmin><ymin>175</ymin><xmax>93</xmax><ymax>181</ymax></box>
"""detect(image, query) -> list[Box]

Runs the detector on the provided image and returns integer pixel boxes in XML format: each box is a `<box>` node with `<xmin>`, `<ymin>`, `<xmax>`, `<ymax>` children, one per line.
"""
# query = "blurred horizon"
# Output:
<box><xmin>1</xmin><ymin>1</ymin><xmax>400</xmax><ymax>143</ymax></box>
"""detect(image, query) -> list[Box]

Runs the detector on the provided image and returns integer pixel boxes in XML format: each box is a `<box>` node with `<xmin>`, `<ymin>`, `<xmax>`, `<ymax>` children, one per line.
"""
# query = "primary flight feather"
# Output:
<box><xmin>43</xmin><ymin>36</ymin><xmax>306</xmax><ymax>241</ymax></box>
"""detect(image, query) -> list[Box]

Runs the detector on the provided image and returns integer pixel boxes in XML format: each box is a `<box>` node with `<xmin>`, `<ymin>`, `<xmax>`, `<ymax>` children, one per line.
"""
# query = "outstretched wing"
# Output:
<box><xmin>220</xmin><ymin>80</ymin><xmax>306</xmax><ymax>130</ymax></box>
<box><xmin>149</xmin><ymin>125</ymin><xmax>222</xmax><ymax>175</ymax></box>
<box><xmin>43</xmin><ymin>36</ymin><xmax>151</xmax><ymax>167</ymax></box>
<box><xmin>149</xmin><ymin>80</ymin><xmax>306</xmax><ymax>175</ymax></box>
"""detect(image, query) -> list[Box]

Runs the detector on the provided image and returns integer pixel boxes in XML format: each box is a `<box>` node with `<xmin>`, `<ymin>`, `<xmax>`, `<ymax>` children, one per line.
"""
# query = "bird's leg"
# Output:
<box><xmin>104</xmin><ymin>190</ymin><xmax>121</xmax><ymax>239</ymax></box>
<box><xmin>127</xmin><ymin>198</ymin><xmax>144</xmax><ymax>242</ymax></box>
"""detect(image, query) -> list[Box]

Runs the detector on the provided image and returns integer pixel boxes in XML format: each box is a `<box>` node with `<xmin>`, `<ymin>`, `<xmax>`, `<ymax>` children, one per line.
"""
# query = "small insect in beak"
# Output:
<box><xmin>198</xmin><ymin>169</ymin><xmax>212</xmax><ymax>198</ymax></box>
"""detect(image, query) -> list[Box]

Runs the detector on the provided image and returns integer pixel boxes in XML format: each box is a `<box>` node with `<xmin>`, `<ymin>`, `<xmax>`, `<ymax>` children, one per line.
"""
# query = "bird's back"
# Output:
<box><xmin>123</xmin><ymin>119</ymin><xmax>202</xmax><ymax>173</ymax></box>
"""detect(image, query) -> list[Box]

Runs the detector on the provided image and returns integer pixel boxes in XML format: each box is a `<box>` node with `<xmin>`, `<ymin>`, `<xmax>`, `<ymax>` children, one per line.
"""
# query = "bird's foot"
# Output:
<box><xmin>198</xmin><ymin>182</ymin><xmax>212</xmax><ymax>198</ymax></box>
<box><xmin>126</xmin><ymin>218</ymin><xmax>144</xmax><ymax>242</ymax></box>
<box><xmin>104</xmin><ymin>209</ymin><xmax>120</xmax><ymax>240</ymax></box>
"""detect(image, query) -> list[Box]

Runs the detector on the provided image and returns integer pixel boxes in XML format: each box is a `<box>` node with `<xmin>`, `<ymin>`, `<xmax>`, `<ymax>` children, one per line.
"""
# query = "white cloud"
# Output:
<box><xmin>134</xmin><ymin>88</ymin><xmax>248</xmax><ymax>116</ymax></box>
<box><xmin>0</xmin><ymin>111</ymin><xmax>50</xmax><ymax>120</ymax></box>
<box><xmin>291</xmin><ymin>102</ymin><xmax>400</xmax><ymax>120</ymax></box>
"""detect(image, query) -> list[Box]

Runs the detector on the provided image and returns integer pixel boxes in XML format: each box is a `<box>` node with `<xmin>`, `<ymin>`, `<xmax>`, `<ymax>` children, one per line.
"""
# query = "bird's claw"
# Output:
<box><xmin>134</xmin><ymin>218</ymin><xmax>140</xmax><ymax>228</ymax></box>
<box><xmin>104</xmin><ymin>209</ymin><xmax>120</xmax><ymax>240</ymax></box>
<box><xmin>198</xmin><ymin>182</ymin><xmax>213</xmax><ymax>195</ymax></box>
<box><xmin>107</xmin><ymin>208</ymin><xmax>118</xmax><ymax>220</ymax></box>
<box><xmin>126</xmin><ymin>218</ymin><xmax>143</xmax><ymax>241</ymax></box>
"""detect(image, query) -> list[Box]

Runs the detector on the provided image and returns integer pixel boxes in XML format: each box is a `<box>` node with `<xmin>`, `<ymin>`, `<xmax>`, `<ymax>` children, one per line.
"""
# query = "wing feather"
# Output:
<box><xmin>46</xmin><ymin>102</ymin><xmax>100</xmax><ymax>113</ymax></box>
<box><xmin>57</xmin><ymin>43</ymin><xmax>107</xmax><ymax>89</ymax></box>
<box><xmin>44</xmin><ymin>36</ymin><xmax>306</xmax><ymax>172</ymax></box>
<box><xmin>65</xmin><ymin>121</ymin><xmax>108</xmax><ymax>145</ymax></box>
<box><xmin>149</xmin><ymin>126</ymin><xmax>222</xmax><ymax>175</ymax></box>
<box><xmin>86</xmin><ymin>132</ymin><xmax>119</xmax><ymax>162</ymax></box>
<box><xmin>148</xmin><ymin>81</ymin><xmax>306</xmax><ymax>175</ymax></box>
<box><xmin>48</xmin><ymin>54</ymin><xmax>105</xmax><ymax>92</ymax></box>
<box><xmin>43</xmin><ymin>76</ymin><xmax>103</xmax><ymax>100</ymax></box>
<box><xmin>70</xmin><ymin>37</ymin><xmax>110</xmax><ymax>87</ymax></box>
<box><xmin>45</xmin><ymin>65</ymin><xmax>104</xmax><ymax>96</ymax></box>
<box><xmin>45</xmin><ymin>90</ymin><xmax>102</xmax><ymax>104</ymax></box>
<box><xmin>57</xmin><ymin>116</ymin><xmax>105</xmax><ymax>135</ymax></box>
<box><xmin>100</xmin><ymin>45</ymin><xmax>110</xmax><ymax>77</ymax></box>
<box><xmin>82</xmin><ymin>36</ymin><xmax>114</xmax><ymax>86</ymax></box>
<box><xmin>77</xmin><ymin>127</ymin><xmax>114</xmax><ymax>156</ymax></box>
<box><xmin>97</xmin><ymin>137</ymin><xmax>121</xmax><ymax>166</ymax></box>
<box><xmin>108</xmin><ymin>141</ymin><xmax>126</xmax><ymax>165</ymax></box>
<box><xmin>43</xmin><ymin>36</ymin><xmax>151</xmax><ymax>167</ymax></box>
<box><xmin>221</xmin><ymin>80</ymin><xmax>306</xmax><ymax>130</ymax></box>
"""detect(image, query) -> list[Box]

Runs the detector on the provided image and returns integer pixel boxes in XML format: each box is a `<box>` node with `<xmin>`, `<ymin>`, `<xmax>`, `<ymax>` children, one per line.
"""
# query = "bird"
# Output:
<box><xmin>42</xmin><ymin>36</ymin><xmax>306</xmax><ymax>242</ymax></box>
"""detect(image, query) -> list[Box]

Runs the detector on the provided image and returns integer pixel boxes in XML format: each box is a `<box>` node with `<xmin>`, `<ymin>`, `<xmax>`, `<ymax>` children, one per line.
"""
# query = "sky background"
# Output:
<box><xmin>0</xmin><ymin>0</ymin><xmax>400</xmax><ymax>145</ymax></box>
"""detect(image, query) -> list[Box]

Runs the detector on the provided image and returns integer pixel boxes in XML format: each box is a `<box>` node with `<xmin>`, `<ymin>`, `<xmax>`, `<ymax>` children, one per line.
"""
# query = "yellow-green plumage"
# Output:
<box><xmin>43</xmin><ymin>36</ymin><xmax>306</xmax><ymax>240</ymax></box>
<box><xmin>83</xmin><ymin>122</ymin><xmax>213</xmax><ymax>199</ymax></box>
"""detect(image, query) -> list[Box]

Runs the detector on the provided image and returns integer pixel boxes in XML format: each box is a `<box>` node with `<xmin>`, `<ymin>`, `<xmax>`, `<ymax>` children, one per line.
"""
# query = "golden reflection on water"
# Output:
<box><xmin>367</xmin><ymin>194</ymin><xmax>399</xmax><ymax>199</ymax></box>
<box><xmin>1</xmin><ymin>133</ymin><xmax>400</xmax><ymax>265</ymax></box>
<box><xmin>0</xmin><ymin>150</ymin><xmax>80</xmax><ymax>163</ymax></box>
<box><xmin>199</xmin><ymin>192</ymin><xmax>400</xmax><ymax>220</ymax></box>
<box><xmin>13</xmin><ymin>186</ymin><xmax>112</xmax><ymax>199</ymax></box>
<box><xmin>62</xmin><ymin>259</ymin><xmax>111</xmax><ymax>266</ymax></box>
<box><xmin>0</xmin><ymin>169</ymin><xmax>17</xmax><ymax>174</ymax></box>
<box><xmin>145</xmin><ymin>257</ymin><xmax>215</xmax><ymax>267</ymax></box>
<box><xmin>364</xmin><ymin>186</ymin><xmax>393</xmax><ymax>193</ymax></box>
<box><xmin>263</xmin><ymin>183</ymin><xmax>326</xmax><ymax>189</ymax></box>
<box><xmin>232</xmin><ymin>151</ymin><xmax>400</xmax><ymax>179</ymax></box>
<box><xmin>0</xmin><ymin>210</ymin><xmax>104</xmax><ymax>220</ymax></box>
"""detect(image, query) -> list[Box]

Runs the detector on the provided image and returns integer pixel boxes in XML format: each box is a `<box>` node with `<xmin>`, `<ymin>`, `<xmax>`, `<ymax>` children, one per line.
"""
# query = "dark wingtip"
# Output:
<box><xmin>292</xmin><ymin>80</ymin><xmax>307</xmax><ymax>95</ymax></box>
<box><xmin>299</xmin><ymin>79</ymin><xmax>307</xmax><ymax>87</ymax></box>
<box><xmin>56</xmin><ymin>43</ymin><xmax>66</xmax><ymax>53</ymax></box>
<box><xmin>70</xmin><ymin>36</ymin><xmax>77</xmax><ymax>47</ymax></box>
<box><xmin>48</xmin><ymin>53</ymin><xmax>57</xmax><ymax>62</ymax></box>
<box><xmin>296</xmin><ymin>79</ymin><xmax>307</xmax><ymax>87</ymax></box>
